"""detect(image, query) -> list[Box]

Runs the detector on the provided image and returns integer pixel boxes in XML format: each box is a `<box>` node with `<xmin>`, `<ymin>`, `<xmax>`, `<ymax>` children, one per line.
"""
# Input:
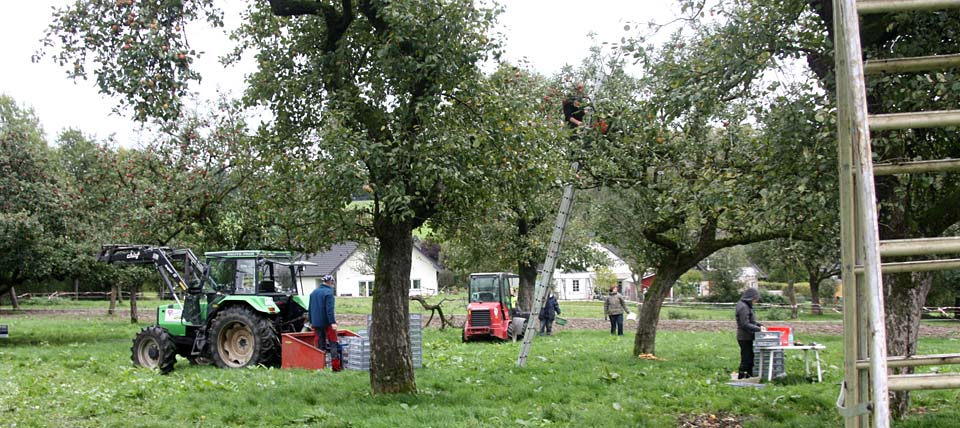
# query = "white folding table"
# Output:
<box><xmin>756</xmin><ymin>344</ymin><xmax>826</xmax><ymax>382</ymax></box>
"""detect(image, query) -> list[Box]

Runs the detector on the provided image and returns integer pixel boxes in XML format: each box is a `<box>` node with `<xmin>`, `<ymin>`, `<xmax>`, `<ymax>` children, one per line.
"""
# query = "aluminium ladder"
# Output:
<box><xmin>834</xmin><ymin>1</ymin><xmax>960</xmax><ymax>427</ymax></box>
<box><xmin>517</xmin><ymin>84</ymin><xmax>603</xmax><ymax>367</ymax></box>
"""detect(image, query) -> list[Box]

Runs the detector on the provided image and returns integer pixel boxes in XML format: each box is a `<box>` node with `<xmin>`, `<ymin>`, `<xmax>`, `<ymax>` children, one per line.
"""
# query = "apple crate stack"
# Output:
<box><xmin>752</xmin><ymin>330</ymin><xmax>785</xmax><ymax>378</ymax></box>
<box><xmin>342</xmin><ymin>313</ymin><xmax>423</xmax><ymax>371</ymax></box>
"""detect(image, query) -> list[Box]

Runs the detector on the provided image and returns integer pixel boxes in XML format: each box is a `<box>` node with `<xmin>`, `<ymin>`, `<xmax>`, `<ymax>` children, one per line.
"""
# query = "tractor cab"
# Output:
<box><xmin>204</xmin><ymin>250</ymin><xmax>299</xmax><ymax>295</ymax></box>
<box><xmin>463</xmin><ymin>272</ymin><xmax>525</xmax><ymax>342</ymax></box>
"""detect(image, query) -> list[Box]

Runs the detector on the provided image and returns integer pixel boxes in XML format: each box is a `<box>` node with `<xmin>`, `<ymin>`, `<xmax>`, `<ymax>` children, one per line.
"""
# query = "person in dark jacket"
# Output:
<box><xmin>538</xmin><ymin>292</ymin><xmax>561</xmax><ymax>336</ymax></box>
<box><xmin>309</xmin><ymin>275</ymin><xmax>341</xmax><ymax>371</ymax></box>
<box><xmin>735</xmin><ymin>287</ymin><xmax>764</xmax><ymax>379</ymax></box>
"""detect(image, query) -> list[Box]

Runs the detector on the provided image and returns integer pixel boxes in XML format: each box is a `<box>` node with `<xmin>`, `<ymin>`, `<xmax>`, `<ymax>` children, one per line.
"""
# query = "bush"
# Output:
<box><xmin>759</xmin><ymin>290</ymin><xmax>788</xmax><ymax>305</ymax></box>
<box><xmin>19</xmin><ymin>296</ymin><xmax>69</xmax><ymax>306</ymax></box>
<box><xmin>764</xmin><ymin>307</ymin><xmax>790</xmax><ymax>321</ymax></box>
<box><xmin>667</xmin><ymin>310</ymin><xmax>697</xmax><ymax>320</ymax></box>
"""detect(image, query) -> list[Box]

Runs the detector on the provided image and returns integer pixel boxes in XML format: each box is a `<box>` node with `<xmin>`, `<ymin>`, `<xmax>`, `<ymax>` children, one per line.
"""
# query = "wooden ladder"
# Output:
<box><xmin>834</xmin><ymin>1</ymin><xmax>960</xmax><ymax>427</ymax></box>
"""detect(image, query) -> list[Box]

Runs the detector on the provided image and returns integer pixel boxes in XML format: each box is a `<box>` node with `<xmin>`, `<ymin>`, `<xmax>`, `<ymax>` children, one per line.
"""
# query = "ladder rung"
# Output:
<box><xmin>888</xmin><ymin>373</ymin><xmax>960</xmax><ymax>391</ymax></box>
<box><xmin>865</xmin><ymin>54</ymin><xmax>960</xmax><ymax>75</ymax></box>
<box><xmin>880</xmin><ymin>237</ymin><xmax>960</xmax><ymax>257</ymax></box>
<box><xmin>856</xmin><ymin>353</ymin><xmax>960</xmax><ymax>369</ymax></box>
<box><xmin>856</xmin><ymin>258</ymin><xmax>960</xmax><ymax>274</ymax></box>
<box><xmin>869</xmin><ymin>110</ymin><xmax>960</xmax><ymax>131</ymax></box>
<box><xmin>874</xmin><ymin>158</ymin><xmax>960</xmax><ymax>175</ymax></box>
<box><xmin>858</xmin><ymin>0</ymin><xmax>960</xmax><ymax>14</ymax></box>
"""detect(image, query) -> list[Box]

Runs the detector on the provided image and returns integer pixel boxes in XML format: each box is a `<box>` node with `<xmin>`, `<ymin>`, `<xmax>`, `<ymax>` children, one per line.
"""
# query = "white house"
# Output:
<box><xmin>554</xmin><ymin>243</ymin><xmax>638</xmax><ymax>301</ymax></box>
<box><xmin>299</xmin><ymin>242</ymin><xmax>441</xmax><ymax>297</ymax></box>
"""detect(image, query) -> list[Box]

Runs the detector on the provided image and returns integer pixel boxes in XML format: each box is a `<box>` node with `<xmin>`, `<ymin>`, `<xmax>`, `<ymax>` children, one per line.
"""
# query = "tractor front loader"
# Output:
<box><xmin>98</xmin><ymin>245</ymin><xmax>311</xmax><ymax>373</ymax></box>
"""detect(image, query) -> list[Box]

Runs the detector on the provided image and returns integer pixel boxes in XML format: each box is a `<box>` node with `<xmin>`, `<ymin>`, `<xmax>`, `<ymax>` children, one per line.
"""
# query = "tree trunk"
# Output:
<box><xmin>108</xmin><ymin>285</ymin><xmax>117</xmax><ymax>315</ymax></box>
<box><xmin>9</xmin><ymin>286</ymin><xmax>19</xmax><ymax>309</ymax></box>
<box><xmin>634</xmin><ymin>268</ymin><xmax>682</xmax><ymax>356</ymax></box>
<box><xmin>370</xmin><ymin>217</ymin><xmax>416</xmax><ymax>394</ymax></box>
<box><xmin>517</xmin><ymin>258</ymin><xmax>537</xmax><ymax>313</ymax></box>
<box><xmin>786</xmin><ymin>279</ymin><xmax>798</xmax><ymax>319</ymax></box>
<box><xmin>129</xmin><ymin>284</ymin><xmax>139</xmax><ymax>324</ymax></box>
<box><xmin>809</xmin><ymin>271</ymin><xmax>823</xmax><ymax>315</ymax></box>
<box><xmin>516</xmin><ymin>216</ymin><xmax>539</xmax><ymax>312</ymax></box>
<box><xmin>74</xmin><ymin>278</ymin><xmax>79</xmax><ymax>301</ymax></box>
<box><xmin>884</xmin><ymin>271</ymin><xmax>933</xmax><ymax>419</ymax></box>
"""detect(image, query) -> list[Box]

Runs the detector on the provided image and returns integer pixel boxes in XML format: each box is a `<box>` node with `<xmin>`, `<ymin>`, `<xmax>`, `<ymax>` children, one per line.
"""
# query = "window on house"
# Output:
<box><xmin>360</xmin><ymin>281</ymin><xmax>374</xmax><ymax>297</ymax></box>
<box><xmin>572</xmin><ymin>280</ymin><xmax>580</xmax><ymax>293</ymax></box>
<box><xmin>617</xmin><ymin>280</ymin><xmax>623</xmax><ymax>288</ymax></box>
<box><xmin>412</xmin><ymin>279</ymin><xmax>421</xmax><ymax>290</ymax></box>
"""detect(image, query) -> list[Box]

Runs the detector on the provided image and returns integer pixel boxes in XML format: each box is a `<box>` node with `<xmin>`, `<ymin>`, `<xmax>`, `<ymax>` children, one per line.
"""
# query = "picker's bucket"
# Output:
<box><xmin>281</xmin><ymin>330</ymin><xmax>361</xmax><ymax>370</ymax></box>
<box><xmin>555</xmin><ymin>317</ymin><xmax>567</xmax><ymax>326</ymax></box>
<box><xmin>281</xmin><ymin>332</ymin><xmax>325</xmax><ymax>370</ymax></box>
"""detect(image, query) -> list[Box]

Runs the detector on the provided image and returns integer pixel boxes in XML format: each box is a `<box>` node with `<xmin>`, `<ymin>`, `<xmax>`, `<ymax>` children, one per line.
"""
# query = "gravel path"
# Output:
<box><xmin>4</xmin><ymin>309</ymin><xmax>959</xmax><ymax>338</ymax></box>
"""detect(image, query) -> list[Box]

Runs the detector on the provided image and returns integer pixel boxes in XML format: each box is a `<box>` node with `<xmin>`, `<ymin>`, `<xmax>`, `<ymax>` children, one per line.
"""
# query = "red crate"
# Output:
<box><xmin>766</xmin><ymin>326</ymin><xmax>792</xmax><ymax>346</ymax></box>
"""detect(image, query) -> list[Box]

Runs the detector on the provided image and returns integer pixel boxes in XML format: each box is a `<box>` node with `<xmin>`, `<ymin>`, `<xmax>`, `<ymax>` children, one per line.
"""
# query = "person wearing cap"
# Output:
<box><xmin>309</xmin><ymin>275</ymin><xmax>341</xmax><ymax>371</ymax></box>
<box><xmin>735</xmin><ymin>287</ymin><xmax>764</xmax><ymax>379</ymax></box>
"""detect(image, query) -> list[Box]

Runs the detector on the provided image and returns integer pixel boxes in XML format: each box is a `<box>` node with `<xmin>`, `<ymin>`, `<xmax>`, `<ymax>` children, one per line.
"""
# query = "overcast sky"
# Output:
<box><xmin>0</xmin><ymin>1</ymin><xmax>674</xmax><ymax>146</ymax></box>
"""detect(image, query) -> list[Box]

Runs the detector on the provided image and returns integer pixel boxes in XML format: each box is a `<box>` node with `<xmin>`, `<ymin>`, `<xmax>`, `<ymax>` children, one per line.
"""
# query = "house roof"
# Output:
<box><xmin>300</xmin><ymin>241</ymin><xmax>442</xmax><ymax>278</ymax></box>
<box><xmin>301</xmin><ymin>242</ymin><xmax>359</xmax><ymax>277</ymax></box>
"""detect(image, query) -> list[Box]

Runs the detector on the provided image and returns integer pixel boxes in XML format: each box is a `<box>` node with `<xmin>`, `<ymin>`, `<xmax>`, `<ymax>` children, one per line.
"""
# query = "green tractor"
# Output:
<box><xmin>99</xmin><ymin>245</ymin><xmax>313</xmax><ymax>373</ymax></box>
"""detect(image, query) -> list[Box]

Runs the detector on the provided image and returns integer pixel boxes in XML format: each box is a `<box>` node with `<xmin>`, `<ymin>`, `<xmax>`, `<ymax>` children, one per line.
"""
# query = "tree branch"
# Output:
<box><xmin>268</xmin><ymin>0</ymin><xmax>322</xmax><ymax>16</ymax></box>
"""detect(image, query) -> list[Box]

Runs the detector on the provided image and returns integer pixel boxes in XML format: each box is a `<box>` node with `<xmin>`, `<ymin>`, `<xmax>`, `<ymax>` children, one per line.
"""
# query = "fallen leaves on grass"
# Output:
<box><xmin>677</xmin><ymin>413</ymin><xmax>743</xmax><ymax>428</ymax></box>
<box><xmin>638</xmin><ymin>353</ymin><xmax>664</xmax><ymax>361</ymax></box>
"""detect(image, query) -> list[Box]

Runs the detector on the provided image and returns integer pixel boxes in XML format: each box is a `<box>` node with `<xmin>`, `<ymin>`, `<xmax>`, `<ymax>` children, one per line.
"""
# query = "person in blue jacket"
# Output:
<box><xmin>309</xmin><ymin>275</ymin><xmax>341</xmax><ymax>371</ymax></box>
<box><xmin>538</xmin><ymin>292</ymin><xmax>561</xmax><ymax>336</ymax></box>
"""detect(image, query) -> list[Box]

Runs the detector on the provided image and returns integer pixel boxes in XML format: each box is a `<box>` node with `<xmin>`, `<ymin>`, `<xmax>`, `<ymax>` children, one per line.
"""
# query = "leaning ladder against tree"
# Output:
<box><xmin>834</xmin><ymin>0</ymin><xmax>960</xmax><ymax>427</ymax></box>
<box><xmin>517</xmin><ymin>76</ymin><xmax>605</xmax><ymax>367</ymax></box>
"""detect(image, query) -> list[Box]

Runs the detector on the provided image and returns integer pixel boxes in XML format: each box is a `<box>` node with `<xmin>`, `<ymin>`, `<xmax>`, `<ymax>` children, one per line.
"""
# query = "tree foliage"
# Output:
<box><xmin>584</xmin><ymin>1</ymin><xmax>836</xmax><ymax>356</ymax></box>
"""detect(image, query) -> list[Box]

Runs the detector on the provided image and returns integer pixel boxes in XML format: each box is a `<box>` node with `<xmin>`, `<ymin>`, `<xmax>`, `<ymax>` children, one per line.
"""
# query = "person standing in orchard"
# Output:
<box><xmin>309</xmin><ymin>275</ymin><xmax>342</xmax><ymax>371</ymax></box>
<box><xmin>604</xmin><ymin>285</ymin><xmax>629</xmax><ymax>336</ymax></box>
<box><xmin>735</xmin><ymin>287</ymin><xmax>764</xmax><ymax>379</ymax></box>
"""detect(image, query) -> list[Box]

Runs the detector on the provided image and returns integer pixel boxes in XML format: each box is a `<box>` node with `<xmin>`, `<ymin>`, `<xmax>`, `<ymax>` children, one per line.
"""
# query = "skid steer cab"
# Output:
<box><xmin>462</xmin><ymin>272</ymin><xmax>526</xmax><ymax>342</ymax></box>
<box><xmin>98</xmin><ymin>245</ymin><xmax>313</xmax><ymax>374</ymax></box>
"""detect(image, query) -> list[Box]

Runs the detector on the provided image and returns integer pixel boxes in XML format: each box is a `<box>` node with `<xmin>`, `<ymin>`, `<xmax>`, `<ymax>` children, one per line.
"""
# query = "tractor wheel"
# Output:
<box><xmin>461</xmin><ymin>328</ymin><xmax>468</xmax><ymax>343</ymax></box>
<box><xmin>131</xmin><ymin>326</ymin><xmax>177</xmax><ymax>374</ymax></box>
<box><xmin>208</xmin><ymin>306</ymin><xmax>279</xmax><ymax>369</ymax></box>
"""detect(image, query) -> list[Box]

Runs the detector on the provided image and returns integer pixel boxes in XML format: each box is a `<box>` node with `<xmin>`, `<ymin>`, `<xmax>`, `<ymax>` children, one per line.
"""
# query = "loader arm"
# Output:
<box><xmin>97</xmin><ymin>244</ymin><xmax>205</xmax><ymax>309</ymax></box>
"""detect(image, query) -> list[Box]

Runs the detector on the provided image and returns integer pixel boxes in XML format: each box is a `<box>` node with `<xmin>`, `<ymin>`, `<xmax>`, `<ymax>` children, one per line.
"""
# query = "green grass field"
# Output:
<box><xmin>1</xmin><ymin>312</ymin><xmax>959</xmax><ymax>427</ymax></box>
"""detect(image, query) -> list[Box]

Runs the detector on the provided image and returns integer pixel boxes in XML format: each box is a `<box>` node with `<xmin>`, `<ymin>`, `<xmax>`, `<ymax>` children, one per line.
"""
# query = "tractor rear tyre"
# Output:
<box><xmin>131</xmin><ymin>326</ymin><xmax>177</xmax><ymax>374</ymax></box>
<box><xmin>208</xmin><ymin>306</ymin><xmax>279</xmax><ymax>369</ymax></box>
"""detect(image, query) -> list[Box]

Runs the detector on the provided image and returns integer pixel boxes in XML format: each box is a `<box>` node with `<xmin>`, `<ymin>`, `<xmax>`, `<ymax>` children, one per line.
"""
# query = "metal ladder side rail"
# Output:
<box><xmin>835</xmin><ymin>0</ymin><xmax>890</xmax><ymax>426</ymax></box>
<box><xmin>516</xmin><ymin>178</ymin><xmax>577</xmax><ymax>367</ymax></box>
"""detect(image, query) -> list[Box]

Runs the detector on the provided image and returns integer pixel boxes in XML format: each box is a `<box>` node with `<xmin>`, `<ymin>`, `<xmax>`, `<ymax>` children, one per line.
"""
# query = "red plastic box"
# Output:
<box><xmin>766</xmin><ymin>326</ymin><xmax>793</xmax><ymax>346</ymax></box>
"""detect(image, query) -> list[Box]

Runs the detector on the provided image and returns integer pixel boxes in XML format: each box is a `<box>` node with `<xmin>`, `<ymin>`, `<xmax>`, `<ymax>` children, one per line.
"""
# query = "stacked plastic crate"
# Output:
<box><xmin>343</xmin><ymin>313</ymin><xmax>422</xmax><ymax>371</ymax></box>
<box><xmin>752</xmin><ymin>331</ymin><xmax>785</xmax><ymax>378</ymax></box>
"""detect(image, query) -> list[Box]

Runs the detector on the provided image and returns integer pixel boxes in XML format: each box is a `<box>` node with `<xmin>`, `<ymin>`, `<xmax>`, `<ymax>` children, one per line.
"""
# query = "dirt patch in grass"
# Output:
<box><xmin>677</xmin><ymin>412</ymin><xmax>743</xmax><ymax>427</ymax></box>
<box><xmin>3</xmin><ymin>309</ymin><xmax>959</xmax><ymax>338</ymax></box>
